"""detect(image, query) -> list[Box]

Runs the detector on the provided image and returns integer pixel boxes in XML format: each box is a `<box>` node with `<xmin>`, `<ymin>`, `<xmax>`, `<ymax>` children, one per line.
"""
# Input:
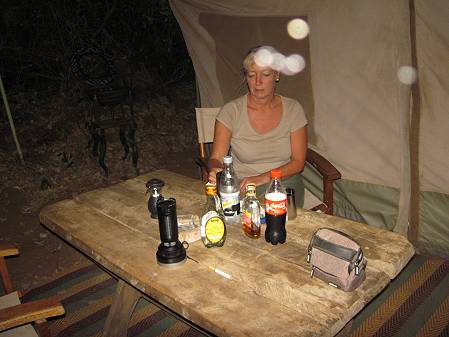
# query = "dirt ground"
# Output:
<box><xmin>1</xmin><ymin>80</ymin><xmax>199</xmax><ymax>292</ymax></box>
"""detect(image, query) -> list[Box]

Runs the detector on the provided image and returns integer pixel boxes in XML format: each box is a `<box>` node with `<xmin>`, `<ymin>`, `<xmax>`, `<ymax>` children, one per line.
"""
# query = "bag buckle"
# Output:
<box><xmin>354</xmin><ymin>250</ymin><xmax>364</xmax><ymax>275</ymax></box>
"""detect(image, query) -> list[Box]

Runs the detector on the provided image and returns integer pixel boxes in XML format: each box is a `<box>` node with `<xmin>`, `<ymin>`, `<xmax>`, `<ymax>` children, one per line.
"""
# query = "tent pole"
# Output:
<box><xmin>0</xmin><ymin>75</ymin><xmax>25</xmax><ymax>165</ymax></box>
<box><xmin>395</xmin><ymin>0</ymin><xmax>414</xmax><ymax>236</ymax></box>
<box><xmin>408</xmin><ymin>0</ymin><xmax>420</xmax><ymax>246</ymax></box>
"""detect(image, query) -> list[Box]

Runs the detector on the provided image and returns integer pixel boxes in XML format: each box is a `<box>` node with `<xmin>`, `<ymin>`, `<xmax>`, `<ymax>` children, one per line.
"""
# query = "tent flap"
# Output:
<box><xmin>170</xmin><ymin>0</ymin><xmax>449</xmax><ymax>258</ymax></box>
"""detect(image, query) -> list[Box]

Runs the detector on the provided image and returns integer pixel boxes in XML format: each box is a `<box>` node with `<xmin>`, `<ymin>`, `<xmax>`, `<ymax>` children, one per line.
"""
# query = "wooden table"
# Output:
<box><xmin>39</xmin><ymin>170</ymin><xmax>415</xmax><ymax>337</ymax></box>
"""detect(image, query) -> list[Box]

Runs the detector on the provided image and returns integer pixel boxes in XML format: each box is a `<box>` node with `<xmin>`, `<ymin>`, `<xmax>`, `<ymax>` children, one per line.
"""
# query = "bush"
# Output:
<box><xmin>0</xmin><ymin>0</ymin><xmax>193</xmax><ymax>94</ymax></box>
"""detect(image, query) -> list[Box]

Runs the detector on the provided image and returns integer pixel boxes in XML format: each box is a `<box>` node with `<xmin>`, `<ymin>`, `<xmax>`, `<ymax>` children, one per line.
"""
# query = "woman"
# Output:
<box><xmin>207</xmin><ymin>46</ymin><xmax>308</xmax><ymax>206</ymax></box>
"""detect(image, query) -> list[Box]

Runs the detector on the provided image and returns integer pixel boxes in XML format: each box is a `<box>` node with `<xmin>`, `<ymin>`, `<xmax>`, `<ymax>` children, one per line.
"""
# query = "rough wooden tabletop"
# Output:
<box><xmin>39</xmin><ymin>170</ymin><xmax>415</xmax><ymax>337</ymax></box>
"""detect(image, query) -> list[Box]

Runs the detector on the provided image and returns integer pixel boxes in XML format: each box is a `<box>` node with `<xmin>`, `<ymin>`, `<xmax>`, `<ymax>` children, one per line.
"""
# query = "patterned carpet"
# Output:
<box><xmin>21</xmin><ymin>255</ymin><xmax>448</xmax><ymax>337</ymax></box>
<box><xmin>349</xmin><ymin>255</ymin><xmax>448</xmax><ymax>337</ymax></box>
<box><xmin>21</xmin><ymin>264</ymin><xmax>207</xmax><ymax>337</ymax></box>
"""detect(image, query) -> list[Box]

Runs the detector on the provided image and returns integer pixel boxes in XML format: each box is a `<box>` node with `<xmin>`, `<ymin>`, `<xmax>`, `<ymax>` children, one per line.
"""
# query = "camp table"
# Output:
<box><xmin>39</xmin><ymin>169</ymin><xmax>415</xmax><ymax>337</ymax></box>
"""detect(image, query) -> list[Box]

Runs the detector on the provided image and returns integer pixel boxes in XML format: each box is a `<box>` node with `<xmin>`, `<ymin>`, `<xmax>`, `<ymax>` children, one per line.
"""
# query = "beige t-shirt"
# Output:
<box><xmin>217</xmin><ymin>94</ymin><xmax>307</xmax><ymax>179</ymax></box>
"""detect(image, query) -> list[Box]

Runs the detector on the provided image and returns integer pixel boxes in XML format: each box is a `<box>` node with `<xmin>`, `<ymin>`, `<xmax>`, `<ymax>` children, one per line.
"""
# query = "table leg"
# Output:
<box><xmin>103</xmin><ymin>279</ymin><xmax>141</xmax><ymax>337</ymax></box>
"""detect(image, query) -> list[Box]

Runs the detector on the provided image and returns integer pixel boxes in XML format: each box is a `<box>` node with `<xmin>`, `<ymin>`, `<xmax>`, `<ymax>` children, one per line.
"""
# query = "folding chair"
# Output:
<box><xmin>0</xmin><ymin>242</ymin><xmax>64</xmax><ymax>337</ymax></box>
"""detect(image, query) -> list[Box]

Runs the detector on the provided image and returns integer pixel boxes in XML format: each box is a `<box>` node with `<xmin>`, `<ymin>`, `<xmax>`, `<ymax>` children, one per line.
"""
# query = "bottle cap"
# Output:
<box><xmin>223</xmin><ymin>155</ymin><xmax>233</xmax><ymax>164</ymax></box>
<box><xmin>205</xmin><ymin>182</ymin><xmax>218</xmax><ymax>195</ymax></box>
<box><xmin>246</xmin><ymin>183</ymin><xmax>256</xmax><ymax>196</ymax></box>
<box><xmin>145</xmin><ymin>178</ymin><xmax>165</xmax><ymax>189</ymax></box>
<box><xmin>270</xmin><ymin>169</ymin><xmax>282</xmax><ymax>179</ymax></box>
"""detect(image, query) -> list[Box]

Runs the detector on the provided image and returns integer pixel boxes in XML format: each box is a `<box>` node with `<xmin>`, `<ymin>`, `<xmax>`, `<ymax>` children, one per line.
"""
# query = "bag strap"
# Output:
<box><xmin>311</xmin><ymin>235</ymin><xmax>357</xmax><ymax>262</ymax></box>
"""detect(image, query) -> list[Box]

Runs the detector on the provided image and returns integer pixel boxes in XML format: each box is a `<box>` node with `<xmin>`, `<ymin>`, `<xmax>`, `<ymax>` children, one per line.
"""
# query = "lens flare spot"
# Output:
<box><xmin>254</xmin><ymin>47</ymin><xmax>274</xmax><ymax>68</ymax></box>
<box><xmin>281</xmin><ymin>54</ymin><xmax>306</xmax><ymax>75</ymax></box>
<box><xmin>271</xmin><ymin>52</ymin><xmax>285</xmax><ymax>72</ymax></box>
<box><xmin>397</xmin><ymin>66</ymin><xmax>417</xmax><ymax>85</ymax></box>
<box><xmin>287</xmin><ymin>19</ymin><xmax>310</xmax><ymax>40</ymax></box>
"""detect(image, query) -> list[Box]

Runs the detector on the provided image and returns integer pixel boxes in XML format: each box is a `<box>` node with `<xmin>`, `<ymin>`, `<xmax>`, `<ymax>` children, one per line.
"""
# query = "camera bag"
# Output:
<box><xmin>306</xmin><ymin>227</ymin><xmax>367</xmax><ymax>291</ymax></box>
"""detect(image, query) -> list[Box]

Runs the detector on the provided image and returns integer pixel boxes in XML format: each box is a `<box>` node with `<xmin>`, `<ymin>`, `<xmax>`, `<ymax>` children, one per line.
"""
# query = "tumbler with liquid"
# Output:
<box><xmin>286</xmin><ymin>187</ymin><xmax>297</xmax><ymax>221</ymax></box>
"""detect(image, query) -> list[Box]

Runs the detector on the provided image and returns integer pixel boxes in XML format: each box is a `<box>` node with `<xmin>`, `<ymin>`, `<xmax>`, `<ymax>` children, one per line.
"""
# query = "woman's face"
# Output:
<box><xmin>245</xmin><ymin>63</ymin><xmax>277</xmax><ymax>100</ymax></box>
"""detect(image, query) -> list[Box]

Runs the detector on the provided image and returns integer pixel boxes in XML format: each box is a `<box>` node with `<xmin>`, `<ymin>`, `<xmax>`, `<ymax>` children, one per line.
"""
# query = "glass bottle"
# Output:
<box><xmin>219</xmin><ymin>155</ymin><xmax>240</xmax><ymax>224</ymax></box>
<box><xmin>242</xmin><ymin>183</ymin><xmax>261</xmax><ymax>239</ymax></box>
<box><xmin>264</xmin><ymin>169</ymin><xmax>287</xmax><ymax>245</ymax></box>
<box><xmin>201</xmin><ymin>183</ymin><xmax>226</xmax><ymax>248</ymax></box>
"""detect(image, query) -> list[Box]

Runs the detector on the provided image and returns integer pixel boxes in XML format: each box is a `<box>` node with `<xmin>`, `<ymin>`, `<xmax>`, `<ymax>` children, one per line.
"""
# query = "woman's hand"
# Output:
<box><xmin>239</xmin><ymin>174</ymin><xmax>269</xmax><ymax>193</ymax></box>
<box><xmin>208</xmin><ymin>167</ymin><xmax>223</xmax><ymax>185</ymax></box>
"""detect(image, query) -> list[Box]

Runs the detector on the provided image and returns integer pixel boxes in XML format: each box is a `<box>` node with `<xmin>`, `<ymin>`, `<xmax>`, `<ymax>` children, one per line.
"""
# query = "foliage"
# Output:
<box><xmin>0</xmin><ymin>0</ymin><xmax>193</xmax><ymax>93</ymax></box>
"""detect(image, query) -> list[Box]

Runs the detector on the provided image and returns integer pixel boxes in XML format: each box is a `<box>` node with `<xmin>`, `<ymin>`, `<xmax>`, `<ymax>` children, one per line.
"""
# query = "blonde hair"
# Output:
<box><xmin>242</xmin><ymin>46</ymin><xmax>261</xmax><ymax>73</ymax></box>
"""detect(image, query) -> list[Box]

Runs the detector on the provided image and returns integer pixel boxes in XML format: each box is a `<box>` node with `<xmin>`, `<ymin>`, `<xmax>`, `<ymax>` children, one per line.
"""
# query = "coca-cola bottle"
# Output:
<box><xmin>264</xmin><ymin>169</ymin><xmax>287</xmax><ymax>245</ymax></box>
<box><xmin>219</xmin><ymin>155</ymin><xmax>240</xmax><ymax>224</ymax></box>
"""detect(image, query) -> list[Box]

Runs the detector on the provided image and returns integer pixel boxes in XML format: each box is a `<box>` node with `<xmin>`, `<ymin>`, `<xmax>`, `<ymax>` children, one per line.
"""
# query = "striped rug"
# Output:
<box><xmin>22</xmin><ymin>264</ymin><xmax>207</xmax><ymax>337</ymax></box>
<box><xmin>349</xmin><ymin>255</ymin><xmax>449</xmax><ymax>337</ymax></box>
<box><xmin>22</xmin><ymin>256</ymin><xmax>448</xmax><ymax>337</ymax></box>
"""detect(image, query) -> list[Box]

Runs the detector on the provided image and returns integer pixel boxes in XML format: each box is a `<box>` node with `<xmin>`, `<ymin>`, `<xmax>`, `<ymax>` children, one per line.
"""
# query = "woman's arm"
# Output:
<box><xmin>239</xmin><ymin>126</ymin><xmax>307</xmax><ymax>191</ymax></box>
<box><xmin>283</xmin><ymin>126</ymin><xmax>308</xmax><ymax>175</ymax></box>
<box><xmin>207</xmin><ymin>121</ymin><xmax>232</xmax><ymax>184</ymax></box>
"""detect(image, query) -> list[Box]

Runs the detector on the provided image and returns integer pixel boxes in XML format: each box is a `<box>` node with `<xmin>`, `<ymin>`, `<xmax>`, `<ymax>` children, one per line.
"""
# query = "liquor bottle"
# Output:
<box><xmin>201</xmin><ymin>183</ymin><xmax>226</xmax><ymax>248</ymax></box>
<box><xmin>219</xmin><ymin>155</ymin><xmax>240</xmax><ymax>223</ymax></box>
<box><xmin>242</xmin><ymin>183</ymin><xmax>261</xmax><ymax>239</ymax></box>
<box><xmin>264</xmin><ymin>169</ymin><xmax>287</xmax><ymax>245</ymax></box>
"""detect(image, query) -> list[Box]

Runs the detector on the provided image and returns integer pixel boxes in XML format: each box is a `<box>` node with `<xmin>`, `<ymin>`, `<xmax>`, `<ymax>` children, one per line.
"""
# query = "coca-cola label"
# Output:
<box><xmin>265</xmin><ymin>192</ymin><xmax>287</xmax><ymax>216</ymax></box>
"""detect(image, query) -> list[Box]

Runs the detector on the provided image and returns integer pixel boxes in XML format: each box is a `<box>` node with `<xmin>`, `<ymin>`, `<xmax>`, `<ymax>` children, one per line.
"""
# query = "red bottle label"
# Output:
<box><xmin>265</xmin><ymin>192</ymin><xmax>287</xmax><ymax>216</ymax></box>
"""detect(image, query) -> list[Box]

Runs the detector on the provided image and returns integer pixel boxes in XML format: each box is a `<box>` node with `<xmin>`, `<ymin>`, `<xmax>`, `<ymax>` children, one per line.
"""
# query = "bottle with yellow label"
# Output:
<box><xmin>201</xmin><ymin>183</ymin><xmax>226</xmax><ymax>248</ymax></box>
<box><xmin>242</xmin><ymin>183</ymin><xmax>261</xmax><ymax>239</ymax></box>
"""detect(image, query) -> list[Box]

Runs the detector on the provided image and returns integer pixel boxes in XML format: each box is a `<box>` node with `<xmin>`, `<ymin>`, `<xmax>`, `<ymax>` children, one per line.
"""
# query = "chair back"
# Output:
<box><xmin>195</xmin><ymin>107</ymin><xmax>220</xmax><ymax>159</ymax></box>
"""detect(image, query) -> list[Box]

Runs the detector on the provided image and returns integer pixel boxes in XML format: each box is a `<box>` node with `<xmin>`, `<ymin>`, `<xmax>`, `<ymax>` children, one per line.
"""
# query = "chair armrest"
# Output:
<box><xmin>305</xmin><ymin>148</ymin><xmax>342</xmax><ymax>215</ymax></box>
<box><xmin>0</xmin><ymin>243</ymin><xmax>19</xmax><ymax>258</ymax></box>
<box><xmin>194</xmin><ymin>156</ymin><xmax>209</xmax><ymax>182</ymax></box>
<box><xmin>306</xmin><ymin>148</ymin><xmax>341</xmax><ymax>181</ymax></box>
<box><xmin>0</xmin><ymin>298</ymin><xmax>65</xmax><ymax>331</ymax></box>
<box><xmin>0</xmin><ymin>243</ymin><xmax>19</xmax><ymax>294</ymax></box>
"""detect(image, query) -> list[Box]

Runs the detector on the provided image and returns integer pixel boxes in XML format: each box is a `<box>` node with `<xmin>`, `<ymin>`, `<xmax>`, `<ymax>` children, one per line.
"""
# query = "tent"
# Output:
<box><xmin>168</xmin><ymin>0</ymin><xmax>449</xmax><ymax>258</ymax></box>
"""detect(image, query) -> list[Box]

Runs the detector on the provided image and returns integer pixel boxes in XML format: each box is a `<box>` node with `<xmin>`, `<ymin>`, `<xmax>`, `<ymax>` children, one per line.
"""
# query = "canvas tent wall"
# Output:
<box><xmin>169</xmin><ymin>0</ymin><xmax>449</xmax><ymax>258</ymax></box>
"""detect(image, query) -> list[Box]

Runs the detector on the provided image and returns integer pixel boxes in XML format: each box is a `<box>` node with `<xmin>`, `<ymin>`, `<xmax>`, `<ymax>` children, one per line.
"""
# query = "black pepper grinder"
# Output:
<box><xmin>146</xmin><ymin>178</ymin><xmax>165</xmax><ymax>219</ymax></box>
<box><xmin>156</xmin><ymin>198</ymin><xmax>186</xmax><ymax>266</ymax></box>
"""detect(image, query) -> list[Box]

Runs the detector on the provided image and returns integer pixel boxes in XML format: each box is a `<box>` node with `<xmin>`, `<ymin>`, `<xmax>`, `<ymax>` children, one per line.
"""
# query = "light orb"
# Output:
<box><xmin>287</xmin><ymin>19</ymin><xmax>310</xmax><ymax>40</ymax></box>
<box><xmin>397</xmin><ymin>66</ymin><xmax>417</xmax><ymax>85</ymax></box>
<box><xmin>271</xmin><ymin>52</ymin><xmax>285</xmax><ymax>72</ymax></box>
<box><xmin>254</xmin><ymin>47</ymin><xmax>274</xmax><ymax>68</ymax></box>
<box><xmin>281</xmin><ymin>54</ymin><xmax>306</xmax><ymax>75</ymax></box>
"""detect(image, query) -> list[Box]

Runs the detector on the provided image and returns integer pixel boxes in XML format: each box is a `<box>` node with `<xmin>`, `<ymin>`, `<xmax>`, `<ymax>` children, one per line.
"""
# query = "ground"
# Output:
<box><xmin>0</xmin><ymin>80</ymin><xmax>199</xmax><ymax>292</ymax></box>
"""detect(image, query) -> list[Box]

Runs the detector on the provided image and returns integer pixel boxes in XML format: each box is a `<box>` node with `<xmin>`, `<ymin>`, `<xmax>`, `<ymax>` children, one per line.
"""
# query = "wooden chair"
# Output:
<box><xmin>0</xmin><ymin>242</ymin><xmax>65</xmax><ymax>337</ymax></box>
<box><xmin>194</xmin><ymin>107</ymin><xmax>341</xmax><ymax>215</ymax></box>
<box><xmin>70</xmin><ymin>47</ymin><xmax>138</xmax><ymax>176</ymax></box>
